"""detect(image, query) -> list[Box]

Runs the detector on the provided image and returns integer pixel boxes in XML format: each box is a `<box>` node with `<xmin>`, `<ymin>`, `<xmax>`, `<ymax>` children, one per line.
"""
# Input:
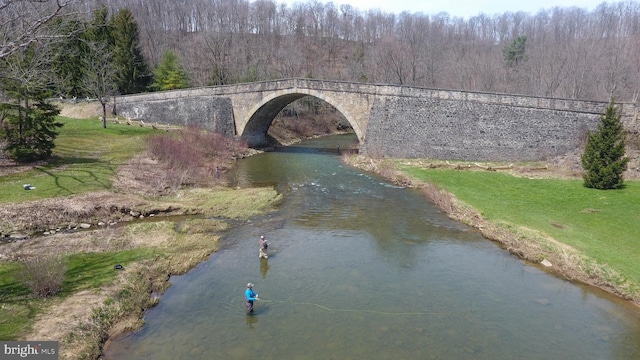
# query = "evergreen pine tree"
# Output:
<box><xmin>0</xmin><ymin>46</ymin><xmax>63</xmax><ymax>162</ymax></box>
<box><xmin>0</xmin><ymin>100</ymin><xmax>62</xmax><ymax>162</ymax></box>
<box><xmin>86</xmin><ymin>6</ymin><xmax>113</xmax><ymax>47</ymax></box>
<box><xmin>503</xmin><ymin>36</ymin><xmax>527</xmax><ymax>68</ymax></box>
<box><xmin>110</xmin><ymin>8</ymin><xmax>151</xmax><ymax>94</ymax></box>
<box><xmin>151</xmin><ymin>50</ymin><xmax>189</xmax><ymax>91</ymax></box>
<box><xmin>48</xmin><ymin>19</ymin><xmax>86</xmax><ymax>98</ymax></box>
<box><xmin>581</xmin><ymin>100</ymin><xmax>629</xmax><ymax>189</ymax></box>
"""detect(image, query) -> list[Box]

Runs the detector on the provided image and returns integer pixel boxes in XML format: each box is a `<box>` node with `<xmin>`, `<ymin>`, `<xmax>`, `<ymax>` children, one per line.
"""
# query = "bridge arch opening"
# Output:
<box><xmin>239</xmin><ymin>91</ymin><xmax>361</xmax><ymax>151</ymax></box>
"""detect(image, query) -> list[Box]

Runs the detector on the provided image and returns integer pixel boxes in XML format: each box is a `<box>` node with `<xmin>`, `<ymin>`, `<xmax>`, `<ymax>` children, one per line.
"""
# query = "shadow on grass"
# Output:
<box><xmin>0</xmin><ymin>265</ymin><xmax>31</xmax><ymax>303</ymax></box>
<box><xmin>32</xmin><ymin>156</ymin><xmax>117</xmax><ymax>194</ymax></box>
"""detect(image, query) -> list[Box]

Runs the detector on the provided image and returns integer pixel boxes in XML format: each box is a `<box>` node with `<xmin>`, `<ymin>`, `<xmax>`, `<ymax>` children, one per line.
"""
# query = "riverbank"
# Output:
<box><xmin>0</xmin><ymin>154</ymin><xmax>282</xmax><ymax>359</ymax></box>
<box><xmin>344</xmin><ymin>155</ymin><xmax>640</xmax><ymax>308</ymax></box>
<box><xmin>0</xmin><ymin>111</ymin><xmax>282</xmax><ymax>359</ymax></box>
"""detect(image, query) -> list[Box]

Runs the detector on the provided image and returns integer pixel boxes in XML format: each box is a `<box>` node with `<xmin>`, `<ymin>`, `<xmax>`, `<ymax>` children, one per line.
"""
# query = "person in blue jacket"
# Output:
<box><xmin>245</xmin><ymin>283</ymin><xmax>260</xmax><ymax>313</ymax></box>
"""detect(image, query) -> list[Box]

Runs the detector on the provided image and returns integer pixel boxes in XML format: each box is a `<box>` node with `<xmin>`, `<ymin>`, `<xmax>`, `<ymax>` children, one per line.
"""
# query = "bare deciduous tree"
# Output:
<box><xmin>82</xmin><ymin>40</ymin><xmax>117</xmax><ymax>128</ymax></box>
<box><xmin>0</xmin><ymin>0</ymin><xmax>80</xmax><ymax>60</ymax></box>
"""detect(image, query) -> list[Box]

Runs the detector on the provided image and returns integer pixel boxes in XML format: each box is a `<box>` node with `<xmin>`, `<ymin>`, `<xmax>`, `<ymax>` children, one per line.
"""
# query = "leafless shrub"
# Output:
<box><xmin>418</xmin><ymin>182</ymin><xmax>454</xmax><ymax>214</ymax></box>
<box><xmin>16</xmin><ymin>254</ymin><xmax>67</xmax><ymax>298</ymax></box>
<box><xmin>374</xmin><ymin>159</ymin><xmax>397</xmax><ymax>179</ymax></box>
<box><xmin>146</xmin><ymin>126</ymin><xmax>248</xmax><ymax>187</ymax></box>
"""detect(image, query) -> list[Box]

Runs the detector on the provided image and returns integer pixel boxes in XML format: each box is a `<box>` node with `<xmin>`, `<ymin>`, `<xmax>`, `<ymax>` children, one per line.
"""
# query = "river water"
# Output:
<box><xmin>105</xmin><ymin>134</ymin><xmax>640</xmax><ymax>359</ymax></box>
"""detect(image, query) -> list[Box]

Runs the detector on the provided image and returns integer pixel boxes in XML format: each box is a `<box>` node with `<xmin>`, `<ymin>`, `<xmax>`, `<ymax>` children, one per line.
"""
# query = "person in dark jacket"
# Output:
<box><xmin>259</xmin><ymin>235</ymin><xmax>270</xmax><ymax>259</ymax></box>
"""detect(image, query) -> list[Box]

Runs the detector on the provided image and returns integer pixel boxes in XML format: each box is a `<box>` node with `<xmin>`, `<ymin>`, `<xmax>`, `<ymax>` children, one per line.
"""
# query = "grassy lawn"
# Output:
<box><xmin>0</xmin><ymin>117</ymin><xmax>153</xmax><ymax>204</ymax></box>
<box><xmin>398</xmin><ymin>164</ymin><xmax>640</xmax><ymax>291</ymax></box>
<box><xmin>0</xmin><ymin>248</ymin><xmax>158</xmax><ymax>340</ymax></box>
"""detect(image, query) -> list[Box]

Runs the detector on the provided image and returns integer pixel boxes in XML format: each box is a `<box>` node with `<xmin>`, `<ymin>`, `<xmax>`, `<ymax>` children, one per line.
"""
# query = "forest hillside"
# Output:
<box><xmin>76</xmin><ymin>0</ymin><xmax>640</xmax><ymax>103</ymax></box>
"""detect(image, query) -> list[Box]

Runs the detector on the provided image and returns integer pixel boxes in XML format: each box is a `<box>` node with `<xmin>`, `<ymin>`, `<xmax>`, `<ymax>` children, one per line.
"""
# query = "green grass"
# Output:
<box><xmin>0</xmin><ymin>117</ymin><xmax>154</xmax><ymax>203</ymax></box>
<box><xmin>62</xmin><ymin>249</ymin><xmax>158</xmax><ymax>293</ymax></box>
<box><xmin>0</xmin><ymin>261</ymin><xmax>34</xmax><ymax>339</ymax></box>
<box><xmin>399</xmin><ymin>165</ymin><xmax>640</xmax><ymax>288</ymax></box>
<box><xmin>0</xmin><ymin>248</ymin><xmax>158</xmax><ymax>340</ymax></box>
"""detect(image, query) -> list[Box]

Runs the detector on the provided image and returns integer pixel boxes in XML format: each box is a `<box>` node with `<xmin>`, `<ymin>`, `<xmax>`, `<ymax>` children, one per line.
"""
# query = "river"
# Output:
<box><xmin>104</xmin><ymin>134</ymin><xmax>640</xmax><ymax>359</ymax></box>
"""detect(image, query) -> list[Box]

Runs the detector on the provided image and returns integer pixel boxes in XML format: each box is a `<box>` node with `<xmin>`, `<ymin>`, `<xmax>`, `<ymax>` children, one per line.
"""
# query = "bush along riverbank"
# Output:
<box><xmin>344</xmin><ymin>156</ymin><xmax>640</xmax><ymax>307</ymax></box>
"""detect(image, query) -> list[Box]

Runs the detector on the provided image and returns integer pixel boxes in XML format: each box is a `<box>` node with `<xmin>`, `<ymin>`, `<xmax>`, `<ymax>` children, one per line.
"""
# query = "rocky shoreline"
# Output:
<box><xmin>0</xmin><ymin>191</ymin><xmax>186</xmax><ymax>247</ymax></box>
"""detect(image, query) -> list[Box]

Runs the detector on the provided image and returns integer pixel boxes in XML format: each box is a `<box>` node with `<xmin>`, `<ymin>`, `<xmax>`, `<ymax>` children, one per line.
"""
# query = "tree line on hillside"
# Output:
<box><xmin>3</xmin><ymin>0</ymin><xmax>640</xmax><ymax>102</ymax></box>
<box><xmin>78</xmin><ymin>0</ymin><xmax>640</xmax><ymax>102</ymax></box>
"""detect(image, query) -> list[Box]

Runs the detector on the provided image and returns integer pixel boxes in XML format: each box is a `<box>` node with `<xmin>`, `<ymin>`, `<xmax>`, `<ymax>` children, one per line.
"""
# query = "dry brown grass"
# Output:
<box><xmin>25</xmin><ymin>288</ymin><xmax>115</xmax><ymax>359</ymax></box>
<box><xmin>57</xmin><ymin>101</ymin><xmax>102</xmax><ymax>119</ymax></box>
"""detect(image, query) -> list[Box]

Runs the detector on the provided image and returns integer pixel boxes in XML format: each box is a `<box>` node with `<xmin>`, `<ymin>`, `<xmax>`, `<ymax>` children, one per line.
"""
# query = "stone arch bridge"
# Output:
<box><xmin>115</xmin><ymin>78</ymin><xmax>637</xmax><ymax>161</ymax></box>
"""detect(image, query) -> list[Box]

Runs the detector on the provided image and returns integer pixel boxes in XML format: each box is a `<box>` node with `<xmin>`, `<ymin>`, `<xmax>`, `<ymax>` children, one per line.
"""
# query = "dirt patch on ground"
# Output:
<box><xmin>58</xmin><ymin>101</ymin><xmax>103</xmax><ymax>119</ymax></box>
<box><xmin>23</xmin><ymin>289</ymin><xmax>110</xmax><ymax>353</ymax></box>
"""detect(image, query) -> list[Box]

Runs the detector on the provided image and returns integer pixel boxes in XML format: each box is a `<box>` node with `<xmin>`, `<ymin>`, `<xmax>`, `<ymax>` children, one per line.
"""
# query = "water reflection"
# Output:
<box><xmin>259</xmin><ymin>259</ymin><xmax>270</xmax><ymax>278</ymax></box>
<box><xmin>245</xmin><ymin>314</ymin><xmax>258</xmax><ymax>330</ymax></box>
<box><xmin>105</xmin><ymin>134</ymin><xmax>640</xmax><ymax>360</ymax></box>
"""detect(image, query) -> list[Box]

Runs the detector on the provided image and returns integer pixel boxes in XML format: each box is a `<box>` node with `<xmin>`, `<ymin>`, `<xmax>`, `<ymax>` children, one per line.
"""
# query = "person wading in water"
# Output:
<box><xmin>259</xmin><ymin>235</ymin><xmax>270</xmax><ymax>259</ymax></box>
<box><xmin>245</xmin><ymin>283</ymin><xmax>260</xmax><ymax>313</ymax></box>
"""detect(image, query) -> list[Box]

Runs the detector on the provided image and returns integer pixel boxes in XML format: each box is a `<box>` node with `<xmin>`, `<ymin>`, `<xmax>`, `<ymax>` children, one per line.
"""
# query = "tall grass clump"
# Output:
<box><xmin>16</xmin><ymin>254</ymin><xmax>66</xmax><ymax>297</ymax></box>
<box><xmin>146</xmin><ymin>126</ymin><xmax>248</xmax><ymax>187</ymax></box>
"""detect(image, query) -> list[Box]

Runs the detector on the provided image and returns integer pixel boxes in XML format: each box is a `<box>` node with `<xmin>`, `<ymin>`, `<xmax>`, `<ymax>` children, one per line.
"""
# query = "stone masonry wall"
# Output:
<box><xmin>116</xmin><ymin>95</ymin><xmax>235</xmax><ymax>136</ymax></box>
<box><xmin>362</xmin><ymin>96</ymin><xmax>602</xmax><ymax>161</ymax></box>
